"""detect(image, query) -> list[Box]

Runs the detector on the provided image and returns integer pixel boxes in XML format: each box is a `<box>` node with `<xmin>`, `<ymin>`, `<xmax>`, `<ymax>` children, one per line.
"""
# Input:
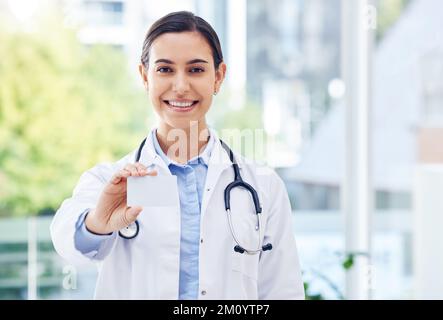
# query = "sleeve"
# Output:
<box><xmin>257</xmin><ymin>171</ymin><xmax>305</xmax><ymax>300</ymax></box>
<box><xmin>74</xmin><ymin>209</ymin><xmax>114</xmax><ymax>258</ymax></box>
<box><xmin>50</xmin><ymin>163</ymin><xmax>119</xmax><ymax>266</ymax></box>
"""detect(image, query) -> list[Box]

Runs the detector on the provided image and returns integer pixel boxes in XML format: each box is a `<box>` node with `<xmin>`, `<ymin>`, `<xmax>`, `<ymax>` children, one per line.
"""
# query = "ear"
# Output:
<box><xmin>138</xmin><ymin>64</ymin><xmax>148</xmax><ymax>90</ymax></box>
<box><xmin>214</xmin><ymin>62</ymin><xmax>227</xmax><ymax>93</ymax></box>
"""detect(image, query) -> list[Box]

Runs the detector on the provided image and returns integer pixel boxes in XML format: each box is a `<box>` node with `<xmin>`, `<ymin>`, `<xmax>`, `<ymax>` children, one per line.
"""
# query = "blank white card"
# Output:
<box><xmin>127</xmin><ymin>174</ymin><xmax>178</xmax><ymax>207</ymax></box>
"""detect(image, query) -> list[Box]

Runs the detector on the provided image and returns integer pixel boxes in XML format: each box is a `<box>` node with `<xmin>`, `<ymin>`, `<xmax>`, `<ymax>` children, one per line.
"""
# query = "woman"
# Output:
<box><xmin>51</xmin><ymin>11</ymin><xmax>304</xmax><ymax>300</ymax></box>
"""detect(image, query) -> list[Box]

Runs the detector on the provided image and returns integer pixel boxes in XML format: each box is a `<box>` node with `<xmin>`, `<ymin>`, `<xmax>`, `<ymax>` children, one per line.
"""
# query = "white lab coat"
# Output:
<box><xmin>50</xmin><ymin>129</ymin><xmax>305</xmax><ymax>300</ymax></box>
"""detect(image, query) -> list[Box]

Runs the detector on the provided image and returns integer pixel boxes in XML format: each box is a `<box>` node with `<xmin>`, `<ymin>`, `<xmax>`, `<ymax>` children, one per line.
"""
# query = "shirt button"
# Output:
<box><xmin>201</xmin><ymin>290</ymin><xmax>207</xmax><ymax>296</ymax></box>
<box><xmin>200</xmin><ymin>238</ymin><xmax>204</xmax><ymax>244</ymax></box>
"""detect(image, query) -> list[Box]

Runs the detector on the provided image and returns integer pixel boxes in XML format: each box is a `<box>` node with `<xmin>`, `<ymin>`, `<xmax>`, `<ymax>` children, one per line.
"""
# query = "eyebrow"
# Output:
<box><xmin>154</xmin><ymin>58</ymin><xmax>209</xmax><ymax>65</ymax></box>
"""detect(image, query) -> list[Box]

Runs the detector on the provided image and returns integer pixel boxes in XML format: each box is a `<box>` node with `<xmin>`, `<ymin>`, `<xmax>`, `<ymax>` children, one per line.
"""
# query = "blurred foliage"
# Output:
<box><xmin>304</xmin><ymin>281</ymin><xmax>323</xmax><ymax>300</ymax></box>
<box><xmin>303</xmin><ymin>251</ymin><xmax>370</xmax><ymax>300</ymax></box>
<box><xmin>0</xmin><ymin>15</ymin><xmax>265</xmax><ymax>218</ymax></box>
<box><xmin>376</xmin><ymin>0</ymin><xmax>411</xmax><ymax>42</ymax></box>
<box><xmin>0</xmin><ymin>17</ymin><xmax>151</xmax><ymax>217</ymax></box>
<box><xmin>209</xmin><ymin>91</ymin><xmax>266</xmax><ymax>161</ymax></box>
<box><xmin>210</xmin><ymin>96</ymin><xmax>263</xmax><ymax>132</ymax></box>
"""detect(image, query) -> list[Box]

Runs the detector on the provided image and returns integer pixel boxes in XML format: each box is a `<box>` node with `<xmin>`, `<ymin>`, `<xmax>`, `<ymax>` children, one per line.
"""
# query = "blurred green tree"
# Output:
<box><xmin>376</xmin><ymin>0</ymin><xmax>411</xmax><ymax>41</ymax></box>
<box><xmin>0</xmin><ymin>19</ymin><xmax>151</xmax><ymax>217</ymax></box>
<box><xmin>208</xmin><ymin>91</ymin><xmax>266</xmax><ymax>162</ymax></box>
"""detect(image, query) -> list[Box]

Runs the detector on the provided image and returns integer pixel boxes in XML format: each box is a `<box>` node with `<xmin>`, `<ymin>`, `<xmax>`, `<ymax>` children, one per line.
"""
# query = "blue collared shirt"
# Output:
<box><xmin>151</xmin><ymin>129</ymin><xmax>214</xmax><ymax>299</ymax></box>
<box><xmin>74</xmin><ymin>128</ymin><xmax>215</xmax><ymax>299</ymax></box>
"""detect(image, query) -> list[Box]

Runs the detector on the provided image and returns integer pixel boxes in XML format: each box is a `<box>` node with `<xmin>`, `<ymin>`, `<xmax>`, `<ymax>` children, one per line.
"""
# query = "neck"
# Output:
<box><xmin>156</xmin><ymin>120</ymin><xmax>210</xmax><ymax>164</ymax></box>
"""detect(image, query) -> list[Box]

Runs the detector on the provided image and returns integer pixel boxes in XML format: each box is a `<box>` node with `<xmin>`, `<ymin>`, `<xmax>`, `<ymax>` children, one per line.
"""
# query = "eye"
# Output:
<box><xmin>157</xmin><ymin>67</ymin><xmax>172</xmax><ymax>73</ymax></box>
<box><xmin>189</xmin><ymin>67</ymin><xmax>204</xmax><ymax>73</ymax></box>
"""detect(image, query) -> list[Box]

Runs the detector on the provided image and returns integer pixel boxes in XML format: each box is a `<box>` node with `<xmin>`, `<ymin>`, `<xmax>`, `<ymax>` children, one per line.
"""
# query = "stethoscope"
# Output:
<box><xmin>118</xmin><ymin>137</ymin><xmax>273</xmax><ymax>255</ymax></box>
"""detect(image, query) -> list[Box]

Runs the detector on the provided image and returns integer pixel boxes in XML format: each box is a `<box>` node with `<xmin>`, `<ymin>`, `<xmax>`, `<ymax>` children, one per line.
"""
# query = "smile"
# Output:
<box><xmin>164</xmin><ymin>100</ymin><xmax>199</xmax><ymax>112</ymax></box>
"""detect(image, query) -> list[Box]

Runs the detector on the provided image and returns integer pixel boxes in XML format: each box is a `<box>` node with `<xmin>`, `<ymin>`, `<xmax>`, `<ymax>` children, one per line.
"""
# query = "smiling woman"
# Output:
<box><xmin>136</xmin><ymin>12</ymin><xmax>227</xmax><ymax>163</ymax></box>
<box><xmin>50</xmin><ymin>11</ymin><xmax>305</xmax><ymax>300</ymax></box>
<box><xmin>139</xmin><ymin>29</ymin><xmax>226</xmax><ymax>139</ymax></box>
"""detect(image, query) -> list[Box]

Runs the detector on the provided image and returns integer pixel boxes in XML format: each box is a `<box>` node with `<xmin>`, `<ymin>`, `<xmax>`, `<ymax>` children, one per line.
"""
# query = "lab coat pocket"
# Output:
<box><xmin>232</xmin><ymin>250</ymin><xmax>259</xmax><ymax>281</ymax></box>
<box><xmin>229</xmin><ymin>187</ymin><xmax>261</xmax><ymax>282</ymax></box>
<box><xmin>229</xmin><ymin>211</ymin><xmax>260</xmax><ymax>282</ymax></box>
<box><xmin>231</xmin><ymin>250</ymin><xmax>259</xmax><ymax>299</ymax></box>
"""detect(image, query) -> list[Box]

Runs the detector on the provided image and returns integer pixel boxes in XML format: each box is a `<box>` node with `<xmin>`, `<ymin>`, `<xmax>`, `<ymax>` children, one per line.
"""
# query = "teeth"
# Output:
<box><xmin>168</xmin><ymin>101</ymin><xmax>195</xmax><ymax>107</ymax></box>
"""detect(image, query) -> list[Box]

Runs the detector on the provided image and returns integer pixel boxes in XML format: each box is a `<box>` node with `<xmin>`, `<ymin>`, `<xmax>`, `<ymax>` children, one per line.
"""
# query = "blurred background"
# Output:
<box><xmin>1</xmin><ymin>0</ymin><xmax>442</xmax><ymax>300</ymax></box>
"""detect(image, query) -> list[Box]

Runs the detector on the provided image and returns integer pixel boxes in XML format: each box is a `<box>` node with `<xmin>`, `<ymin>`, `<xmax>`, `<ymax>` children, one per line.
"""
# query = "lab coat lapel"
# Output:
<box><xmin>200</xmin><ymin>131</ymin><xmax>233</xmax><ymax>220</ymax></box>
<box><xmin>136</xmin><ymin>131</ymin><xmax>171</xmax><ymax>175</ymax></box>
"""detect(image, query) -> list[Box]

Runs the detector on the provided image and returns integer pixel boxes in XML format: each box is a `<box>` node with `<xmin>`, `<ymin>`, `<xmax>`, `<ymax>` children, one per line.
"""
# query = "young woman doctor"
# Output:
<box><xmin>50</xmin><ymin>11</ymin><xmax>305</xmax><ymax>300</ymax></box>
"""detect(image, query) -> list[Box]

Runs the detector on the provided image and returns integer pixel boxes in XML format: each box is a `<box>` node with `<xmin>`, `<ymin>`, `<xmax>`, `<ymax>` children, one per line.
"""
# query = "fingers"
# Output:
<box><xmin>111</xmin><ymin>163</ymin><xmax>157</xmax><ymax>184</ymax></box>
<box><xmin>146</xmin><ymin>170</ymin><xmax>158</xmax><ymax>176</ymax></box>
<box><xmin>111</xmin><ymin>169</ymin><xmax>131</xmax><ymax>185</ymax></box>
<box><xmin>125</xmin><ymin>206</ymin><xmax>143</xmax><ymax>224</ymax></box>
<box><xmin>125</xmin><ymin>163</ymin><xmax>141</xmax><ymax>176</ymax></box>
<box><xmin>133</xmin><ymin>163</ymin><xmax>157</xmax><ymax>177</ymax></box>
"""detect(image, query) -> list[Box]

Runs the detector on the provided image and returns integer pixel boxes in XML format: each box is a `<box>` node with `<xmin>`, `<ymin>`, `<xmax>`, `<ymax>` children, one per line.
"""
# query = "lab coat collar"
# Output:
<box><xmin>136</xmin><ymin>127</ymin><xmax>240</xmax><ymax>172</ymax></box>
<box><xmin>136</xmin><ymin>130</ymin><xmax>171</xmax><ymax>174</ymax></box>
<box><xmin>150</xmin><ymin>128</ymin><xmax>215</xmax><ymax>168</ymax></box>
<box><xmin>206</xmin><ymin>128</ymin><xmax>236</xmax><ymax>169</ymax></box>
<box><xmin>200</xmin><ymin>128</ymin><xmax>238</xmax><ymax>218</ymax></box>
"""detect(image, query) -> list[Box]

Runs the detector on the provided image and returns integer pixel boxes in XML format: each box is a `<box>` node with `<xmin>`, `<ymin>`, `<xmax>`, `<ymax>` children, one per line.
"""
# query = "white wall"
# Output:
<box><xmin>413</xmin><ymin>165</ymin><xmax>443</xmax><ymax>299</ymax></box>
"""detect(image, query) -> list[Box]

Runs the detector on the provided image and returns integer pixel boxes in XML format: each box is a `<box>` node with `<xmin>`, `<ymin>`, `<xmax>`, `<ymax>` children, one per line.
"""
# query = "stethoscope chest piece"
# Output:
<box><xmin>118</xmin><ymin>220</ymin><xmax>139</xmax><ymax>239</ymax></box>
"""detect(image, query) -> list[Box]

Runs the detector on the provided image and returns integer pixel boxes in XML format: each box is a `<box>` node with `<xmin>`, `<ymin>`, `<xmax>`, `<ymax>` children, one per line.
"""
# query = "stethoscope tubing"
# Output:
<box><xmin>119</xmin><ymin>136</ymin><xmax>272</xmax><ymax>254</ymax></box>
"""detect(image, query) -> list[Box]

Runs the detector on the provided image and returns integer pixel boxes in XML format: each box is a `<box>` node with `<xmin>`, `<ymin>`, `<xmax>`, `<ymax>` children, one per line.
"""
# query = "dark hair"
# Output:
<box><xmin>140</xmin><ymin>11</ymin><xmax>223</xmax><ymax>70</ymax></box>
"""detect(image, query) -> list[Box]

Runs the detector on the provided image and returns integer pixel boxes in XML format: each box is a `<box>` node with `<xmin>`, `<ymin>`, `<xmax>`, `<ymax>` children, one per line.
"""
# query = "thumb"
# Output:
<box><xmin>125</xmin><ymin>206</ymin><xmax>143</xmax><ymax>223</ymax></box>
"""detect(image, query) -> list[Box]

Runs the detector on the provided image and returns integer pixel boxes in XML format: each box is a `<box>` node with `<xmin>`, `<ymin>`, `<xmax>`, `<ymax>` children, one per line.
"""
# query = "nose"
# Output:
<box><xmin>172</xmin><ymin>72</ymin><xmax>190</xmax><ymax>95</ymax></box>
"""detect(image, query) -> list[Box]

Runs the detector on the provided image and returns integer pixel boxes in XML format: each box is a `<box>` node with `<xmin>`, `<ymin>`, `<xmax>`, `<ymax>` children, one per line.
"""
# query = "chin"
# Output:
<box><xmin>166</xmin><ymin>118</ymin><xmax>202</xmax><ymax>130</ymax></box>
